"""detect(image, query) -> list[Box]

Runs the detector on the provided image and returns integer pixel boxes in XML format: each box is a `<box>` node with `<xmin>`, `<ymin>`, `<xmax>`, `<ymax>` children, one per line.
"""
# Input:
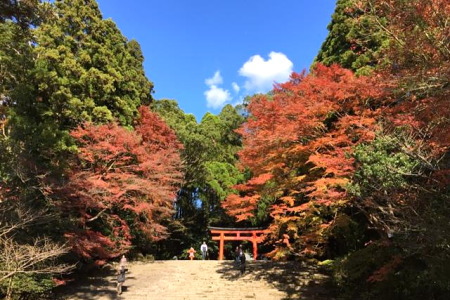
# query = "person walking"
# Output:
<box><xmin>119</xmin><ymin>255</ymin><xmax>127</xmax><ymax>270</ymax></box>
<box><xmin>239</xmin><ymin>248</ymin><xmax>246</xmax><ymax>275</ymax></box>
<box><xmin>116</xmin><ymin>265</ymin><xmax>126</xmax><ymax>295</ymax></box>
<box><xmin>234</xmin><ymin>245</ymin><xmax>241</xmax><ymax>266</ymax></box>
<box><xmin>200</xmin><ymin>241</ymin><xmax>208</xmax><ymax>260</ymax></box>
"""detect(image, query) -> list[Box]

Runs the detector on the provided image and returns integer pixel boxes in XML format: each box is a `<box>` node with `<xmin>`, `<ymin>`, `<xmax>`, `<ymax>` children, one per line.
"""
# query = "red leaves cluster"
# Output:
<box><xmin>222</xmin><ymin>64</ymin><xmax>385</xmax><ymax>256</ymax></box>
<box><xmin>380</xmin><ymin>0</ymin><xmax>449</xmax><ymax>77</ymax></box>
<box><xmin>61</xmin><ymin>106</ymin><xmax>183</xmax><ymax>261</ymax></box>
<box><xmin>376</xmin><ymin>0</ymin><xmax>450</xmax><ymax>154</ymax></box>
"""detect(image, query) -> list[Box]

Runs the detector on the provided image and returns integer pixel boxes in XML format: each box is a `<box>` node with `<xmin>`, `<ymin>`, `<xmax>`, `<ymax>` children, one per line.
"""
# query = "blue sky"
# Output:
<box><xmin>96</xmin><ymin>1</ymin><xmax>337</xmax><ymax>120</ymax></box>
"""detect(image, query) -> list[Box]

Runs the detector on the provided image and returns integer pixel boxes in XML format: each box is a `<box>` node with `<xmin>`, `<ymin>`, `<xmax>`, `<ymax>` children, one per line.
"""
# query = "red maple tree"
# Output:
<box><xmin>61</xmin><ymin>106</ymin><xmax>183</xmax><ymax>263</ymax></box>
<box><xmin>223</xmin><ymin>64</ymin><xmax>386</xmax><ymax>257</ymax></box>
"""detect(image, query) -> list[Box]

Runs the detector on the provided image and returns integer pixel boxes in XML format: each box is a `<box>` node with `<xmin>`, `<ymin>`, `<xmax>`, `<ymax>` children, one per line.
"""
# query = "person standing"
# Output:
<box><xmin>200</xmin><ymin>241</ymin><xmax>208</xmax><ymax>260</ymax></box>
<box><xmin>187</xmin><ymin>247</ymin><xmax>196</xmax><ymax>260</ymax></box>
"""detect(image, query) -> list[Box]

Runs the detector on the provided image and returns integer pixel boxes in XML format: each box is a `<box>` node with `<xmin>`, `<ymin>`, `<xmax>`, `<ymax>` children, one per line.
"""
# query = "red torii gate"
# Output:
<box><xmin>209</xmin><ymin>227</ymin><xmax>268</xmax><ymax>260</ymax></box>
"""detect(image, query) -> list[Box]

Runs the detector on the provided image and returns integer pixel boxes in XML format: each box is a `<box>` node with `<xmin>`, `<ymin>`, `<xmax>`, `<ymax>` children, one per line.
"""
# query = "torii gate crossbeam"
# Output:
<box><xmin>209</xmin><ymin>227</ymin><xmax>268</xmax><ymax>260</ymax></box>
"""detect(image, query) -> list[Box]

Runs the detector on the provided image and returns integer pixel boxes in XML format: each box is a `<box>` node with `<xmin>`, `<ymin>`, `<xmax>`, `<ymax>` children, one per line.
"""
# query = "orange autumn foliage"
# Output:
<box><xmin>61</xmin><ymin>106</ymin><xmax>183</xmax><ymax>261</ymax></box>
<box><xmin>366</xmin><ymin>0</ymin><xmax>450</xmax><ymax>156</ymax></box>
<box><xmin>222</xmin><ymin>64</ymin><xmax>386</xmax><ymax>257</ymax></box>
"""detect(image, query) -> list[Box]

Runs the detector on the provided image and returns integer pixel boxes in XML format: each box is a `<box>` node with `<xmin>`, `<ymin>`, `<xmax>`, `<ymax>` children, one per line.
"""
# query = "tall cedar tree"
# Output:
<box><xmin>223</xmin><ymin>64</ymin><xmax>385</xmax><ymax>258</ymax></box>
<box><xmin>10</xmin><ymin>0</ymin><xmax>153</xmax><ymax>170</ymax></box>
<box><xmin>61</xmin><ymin>106</ymin><xmax>183</xmax><ymax>263</ymax></box>
<box><xmin>0</xmin><ymin>0</ymin><xmax>46</xmax><ymax>176</ymax></box>
<box><xmin>315</xmin><ymin>0</ymin><xmax>389</xmax><ymax>75</ymax></box>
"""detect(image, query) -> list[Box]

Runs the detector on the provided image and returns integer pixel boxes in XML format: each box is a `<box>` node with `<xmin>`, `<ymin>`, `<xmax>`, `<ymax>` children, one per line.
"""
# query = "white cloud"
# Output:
<box><xmin>205</xmin><ymin>71</ymin><xmax>223</xmax><ymax>86</ymax></box>
<box><xmin>231</xmin><ymin>82</ymin><xmax>240</xmax><ymax>93</ymax></box>
<box><xmin>204</xmin><ymin>70</ymin><xmax>232</xmax><ymax>109</ymax></box>
<box><xmin>239</xmin><ymin>51</ymin><xmax>293</xmax><ymax>93</ymax></box>
<box><xmin>204</xmin><ymin>85</ymin><xmax>231</xmax><ymax>109</ymax></box>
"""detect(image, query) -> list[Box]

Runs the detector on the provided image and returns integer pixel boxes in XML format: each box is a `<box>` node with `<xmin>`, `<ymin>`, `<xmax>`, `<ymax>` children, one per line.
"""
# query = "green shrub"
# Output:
<box><xmin>0</xmin><ymin>273</ymin><xmax>55</xmax><ymax>300</ymax></box>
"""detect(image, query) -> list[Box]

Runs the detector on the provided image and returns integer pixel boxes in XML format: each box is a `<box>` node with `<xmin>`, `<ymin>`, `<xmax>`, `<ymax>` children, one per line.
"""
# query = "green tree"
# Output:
<box><xmin>152</xmin><ymin>100</ymin><xmax>245</xmax><ymax>258</ymax></box>
<box><xmin>0</xmin><ymin>0</ymin><xmax>41</xmax><ymax>28</ymax></box>
<box><xmin>315</xmin><ymin>0</ymin><xmax>389</xmax><ymax>75</ymax></box>
<box><xmin>197</xmin><ymin>108</ymin><xmax>245</xmax><ymax>225</ymax></box>
<box><xmin>0</xmin><ymin>21</ymin><xmax>32</xmax><ymax>178</ymax></box>
<box><xmin>0</xmin><ymin>0</ymin><xmax>46</xmax><ymax>176</ymax></box>
<box><xmin>348</xmin><ymin>134</ymin><xmax>420</xmax><ymax>235</ymax></box>
<box><xmin>10</xmin><ymin>0</ymin><xmax>153</xmax><ymax>170</ymax></box>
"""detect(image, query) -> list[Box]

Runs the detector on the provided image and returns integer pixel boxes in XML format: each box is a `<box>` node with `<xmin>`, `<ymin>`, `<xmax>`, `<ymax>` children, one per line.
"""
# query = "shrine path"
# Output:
<box><xmin>55</xmin><ymin>260</ymin><xmax>335</xmax><ymax>300</ymax></box>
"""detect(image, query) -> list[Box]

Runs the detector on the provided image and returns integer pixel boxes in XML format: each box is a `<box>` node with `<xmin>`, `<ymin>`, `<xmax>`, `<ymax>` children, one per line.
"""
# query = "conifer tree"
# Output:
<box><xmin>315</xmin><ymin>0</ymin><xmax>389</xmax><ymax>75</ymax></box>
<box><xmin>10</xmin><ymin>0</ymin><xmax>153</xmax><ymax>168</ymax></box>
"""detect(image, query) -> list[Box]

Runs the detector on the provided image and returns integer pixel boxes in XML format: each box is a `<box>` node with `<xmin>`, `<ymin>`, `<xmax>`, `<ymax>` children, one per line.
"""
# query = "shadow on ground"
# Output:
<box><xmin>215</xmin><ymin>260</ymin><xmax>336</xmax><ymax>300</ymax></box>
<box><xmin>53</xmin><ymin>264</ymin><xmax>135</xmax><ymax>300</ymax></box>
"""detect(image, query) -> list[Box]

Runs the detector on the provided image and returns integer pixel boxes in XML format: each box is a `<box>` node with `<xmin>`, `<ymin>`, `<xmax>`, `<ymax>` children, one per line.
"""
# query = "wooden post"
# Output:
<box><xmin>252</xmin><ymin>232</ymin><xmax>258</xmax><ymax>260</ymax></box>
<box><xmin>219</xmin><ymin>232</ymin><xmax>224</xmax><ymax>260</ymax></box>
